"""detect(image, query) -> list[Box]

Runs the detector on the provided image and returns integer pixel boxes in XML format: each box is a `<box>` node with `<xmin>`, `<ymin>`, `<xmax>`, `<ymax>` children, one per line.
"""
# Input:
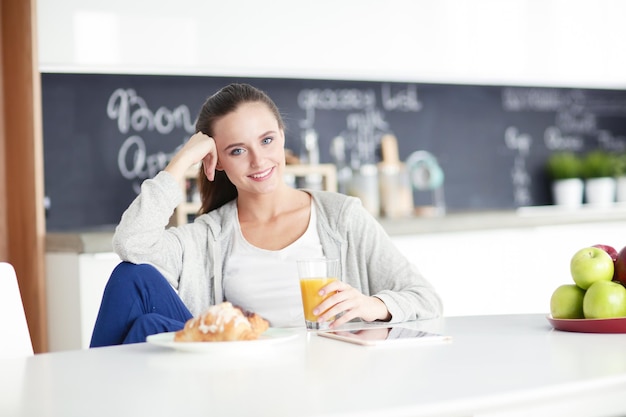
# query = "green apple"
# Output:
<box><xmin>550</xmin><ymin>284</ymin><xmax>585</xmax><ymax>319</ymax></box>
<box><xmin>570</xmin><ymin>247</ymin><xmax>614</xmax><ymax>290</ymax></box>
<box><xmin>583</xmin><ymin>280</ymin><xmax>626</xmax><ymax>319</ymax></box>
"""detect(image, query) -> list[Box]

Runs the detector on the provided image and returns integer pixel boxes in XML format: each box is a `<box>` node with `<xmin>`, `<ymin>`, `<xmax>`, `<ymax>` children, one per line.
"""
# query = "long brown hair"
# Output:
<box><xmin>195</xmin><ymin>83</ymin><xmax>285</xmax><ymax>214</ymax></box>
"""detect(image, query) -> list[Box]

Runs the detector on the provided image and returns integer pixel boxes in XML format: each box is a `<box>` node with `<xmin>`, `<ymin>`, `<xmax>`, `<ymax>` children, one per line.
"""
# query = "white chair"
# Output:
<box><xmin>0</xmin><ymin>262</ymin><xmax>34</xmax><ymax>357</ymax></box>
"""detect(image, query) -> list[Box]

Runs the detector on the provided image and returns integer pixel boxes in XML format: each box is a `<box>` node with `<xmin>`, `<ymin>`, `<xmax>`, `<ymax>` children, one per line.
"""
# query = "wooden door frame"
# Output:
<box><xmin>1</xmin><ymin>0</ymin><xmax>48</xmax><ymax>353</ymax></box>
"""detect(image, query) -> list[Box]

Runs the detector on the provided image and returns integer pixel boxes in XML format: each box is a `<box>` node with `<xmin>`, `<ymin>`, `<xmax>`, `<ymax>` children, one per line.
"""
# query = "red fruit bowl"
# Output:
<box><xmin>547</xmin><ymin>315</ymin><xmax>626</xmax><ymax>333</ymax></box>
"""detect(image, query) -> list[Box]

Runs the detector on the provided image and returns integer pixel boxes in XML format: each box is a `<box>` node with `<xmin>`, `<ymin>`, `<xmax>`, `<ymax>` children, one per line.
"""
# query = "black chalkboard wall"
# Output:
<box><xmin>41</xmin><ymin>73</ymin><xmax>626</xmax><ymax>231</ymax></box>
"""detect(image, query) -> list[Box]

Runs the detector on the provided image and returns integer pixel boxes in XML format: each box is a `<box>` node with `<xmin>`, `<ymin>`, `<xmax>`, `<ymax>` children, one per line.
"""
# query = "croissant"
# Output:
<box><xmin>174</xmin><ymin>302</ymin><xmax>269</xmax><ymax>342</ymax></box>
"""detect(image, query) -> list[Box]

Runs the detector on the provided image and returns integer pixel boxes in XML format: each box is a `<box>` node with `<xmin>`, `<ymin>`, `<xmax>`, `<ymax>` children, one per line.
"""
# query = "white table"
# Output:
<box><xmin>3</xmin><ymin>314</ymin><xmax>626</xmax><ymax>417</ymax></box>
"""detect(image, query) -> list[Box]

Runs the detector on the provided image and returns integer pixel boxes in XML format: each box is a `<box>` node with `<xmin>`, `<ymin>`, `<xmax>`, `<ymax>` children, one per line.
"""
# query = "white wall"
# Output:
<box><xmin>37</xmin><ymin>0</ymin><xmax>626</xmax><ymax>89</ymax></box>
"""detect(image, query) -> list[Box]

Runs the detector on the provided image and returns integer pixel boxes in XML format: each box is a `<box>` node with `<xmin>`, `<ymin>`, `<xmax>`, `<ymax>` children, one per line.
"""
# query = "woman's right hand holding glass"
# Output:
<box><xmin>165</xmin><ymin>132</ymin><xmax>218</xmax><ymax>181</ymax></box>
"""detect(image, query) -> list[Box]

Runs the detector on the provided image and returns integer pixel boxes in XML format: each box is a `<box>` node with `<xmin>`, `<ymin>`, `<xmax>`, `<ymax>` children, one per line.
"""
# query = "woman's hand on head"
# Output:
<box><xmin>165</xmin><ymin>132</ymin><xmax>218</xmax><ymax>181</ymax></box>
<box><xmin>313</xmin><ymin>281</ymin><xmax>391</xmax><ymax>329</ymax></box>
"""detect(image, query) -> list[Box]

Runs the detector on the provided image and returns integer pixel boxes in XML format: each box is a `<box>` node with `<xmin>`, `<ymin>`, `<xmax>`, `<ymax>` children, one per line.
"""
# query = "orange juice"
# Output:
<box><xmin>299</xmin><ymin>277</ymin><xmax>338</xmax><ymax>322</ymax></box>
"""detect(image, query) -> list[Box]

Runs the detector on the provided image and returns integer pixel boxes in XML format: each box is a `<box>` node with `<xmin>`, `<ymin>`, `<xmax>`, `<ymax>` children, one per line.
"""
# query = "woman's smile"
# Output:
<box><xmin>248</xmin><ymin>166</ymin><xmax>275</xmax><ymax>181</ymax></box>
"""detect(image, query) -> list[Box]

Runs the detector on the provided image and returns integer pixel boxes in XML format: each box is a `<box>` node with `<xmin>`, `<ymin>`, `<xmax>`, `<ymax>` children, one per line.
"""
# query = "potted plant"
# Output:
<box><xmin>581</xmin><ymin>150</ymin><xmax>617</xmax><ymax>207</ymax></box>
<box><xmin>546</xmin><ymin>152</ymin><xmax>584</xmax><ymax>208</ymax></box>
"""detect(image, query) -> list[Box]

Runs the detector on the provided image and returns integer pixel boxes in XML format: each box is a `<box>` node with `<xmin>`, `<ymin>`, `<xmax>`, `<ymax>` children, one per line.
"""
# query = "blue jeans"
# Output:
<box><xmin>90</xmin><ymin>262</ymin><xmax>193</xmax><ymax>347</ymax></box>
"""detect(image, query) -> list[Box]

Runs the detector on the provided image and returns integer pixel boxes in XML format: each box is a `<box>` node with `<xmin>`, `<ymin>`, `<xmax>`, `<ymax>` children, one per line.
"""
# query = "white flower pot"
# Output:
<box><xmin>551</xmin><ymin>178</ymin><xmax>584</xmax><ymax>208</ymax></box>
<box><xmin>585</xmin><ymin>177</ymin><xmax>616</xmax><ymax>206</ymax></box>
<box><xmin>616</xmin><ymin>176</ymin><xmax>626</xmax><ymax>203</ymax></box>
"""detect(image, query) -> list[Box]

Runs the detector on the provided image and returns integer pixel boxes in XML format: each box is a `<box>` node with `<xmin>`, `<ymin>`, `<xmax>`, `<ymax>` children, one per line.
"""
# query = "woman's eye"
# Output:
<box><xmin>230</xmin><ymin>148</ymin><xmax>244</xmax><ymax>156</ymax></box>
<box><xmin>262</xmin><ymin>137</ymin><xmax>273</xmax><ymax>145</ymax></box>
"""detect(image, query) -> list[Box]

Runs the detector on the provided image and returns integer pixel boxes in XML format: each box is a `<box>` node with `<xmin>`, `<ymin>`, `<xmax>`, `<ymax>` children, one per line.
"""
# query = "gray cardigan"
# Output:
<box><xmin>113</xmin><ymin>171</ymin><xmax>443</xmax><ymax>322</ymax></box>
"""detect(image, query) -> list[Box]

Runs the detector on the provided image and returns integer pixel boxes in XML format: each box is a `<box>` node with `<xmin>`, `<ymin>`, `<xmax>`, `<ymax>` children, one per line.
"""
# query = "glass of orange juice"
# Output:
<box><xmin>296</xmin><ymin>258</ymin><xmax>340</xmax><ymax>330</ymax></box>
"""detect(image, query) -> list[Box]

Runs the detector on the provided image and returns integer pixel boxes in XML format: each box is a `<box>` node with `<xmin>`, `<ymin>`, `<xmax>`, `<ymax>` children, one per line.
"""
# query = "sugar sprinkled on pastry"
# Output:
<box><xmin>174</xmin><ymin>302</ymin><xmax>269</xmax><ymax>342</ymax></box>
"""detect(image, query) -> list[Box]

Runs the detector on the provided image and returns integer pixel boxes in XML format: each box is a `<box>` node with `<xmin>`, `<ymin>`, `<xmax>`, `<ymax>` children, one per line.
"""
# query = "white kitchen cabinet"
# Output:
<box><xmin>392</xmin><ymin>222</ymin><xmax>626</xmax><ymax>317</ymax></box>
<box><xmin>45</xmin><ymin>252</ymin><xmax>120</xmax><ymax>351</ymax></box>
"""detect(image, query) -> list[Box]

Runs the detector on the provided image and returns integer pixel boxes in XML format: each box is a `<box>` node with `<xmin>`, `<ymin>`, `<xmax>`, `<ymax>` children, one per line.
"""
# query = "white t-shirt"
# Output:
<box><xmin>223</xmin><ymin>203</ymin><xmax>324</xmax><ymax>327</ymax></box>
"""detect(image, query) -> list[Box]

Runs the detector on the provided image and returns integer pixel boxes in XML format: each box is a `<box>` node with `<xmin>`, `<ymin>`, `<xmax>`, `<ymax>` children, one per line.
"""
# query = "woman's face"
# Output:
<box><xmin>212</xmin><ymin>101</ymin><xmax>286</xmax><ymax>195</ymax></box>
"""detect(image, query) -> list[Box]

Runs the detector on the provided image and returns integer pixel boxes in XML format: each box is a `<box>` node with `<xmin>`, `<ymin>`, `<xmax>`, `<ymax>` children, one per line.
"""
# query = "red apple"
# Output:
<box><xmin>593</xmin><ymin>244</ymin><xmax>618</xmax><ymax>262</ymax></box>
<box><xmin>593</xmin><ymin>244</ymin><xmax>619</xmax><ymax>280</ymax></box>
<box><xmin>615</xmin><ymin>246</ymin><xmax>626</xmax><ymax>285</ymax></box>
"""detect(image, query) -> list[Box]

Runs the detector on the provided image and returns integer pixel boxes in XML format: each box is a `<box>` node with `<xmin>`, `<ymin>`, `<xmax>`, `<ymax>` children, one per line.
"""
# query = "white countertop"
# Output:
<box><xmin>4</xmin><ymin>314</ymin><xmax>626</xmax><ymax>417</ymax></box>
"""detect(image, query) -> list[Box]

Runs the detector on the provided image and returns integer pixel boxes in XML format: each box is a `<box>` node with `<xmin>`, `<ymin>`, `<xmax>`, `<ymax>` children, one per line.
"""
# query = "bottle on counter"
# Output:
<box><xmin>348</xmin><ymin>163</ymin><xmax>381</xmax><ymax>217</ymax></box>
<box><xmin>330</xmin><ymin>135</ymin><xmax>352</xmax><ymax>195</ymax></box>
<box><xmin>378</xmin><ymin>134</ymin><xmax>414</xmax><ymax>218</ymax></box>
<box><xmin>346</xmin><ymin>133</ymin><xmax>381</xmax><ymax>217</ymax></box>
<box><xmin>299</xmin><ymin>128</ymin><xmax>323</xmax><ymax>190</ymax></box>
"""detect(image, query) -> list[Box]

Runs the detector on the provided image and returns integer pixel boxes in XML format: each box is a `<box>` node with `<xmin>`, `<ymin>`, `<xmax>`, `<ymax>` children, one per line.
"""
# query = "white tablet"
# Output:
<box><xmin>317</xmin><ymin>326</ymin><xmax>452</xmax><ymax>347</ymax></box>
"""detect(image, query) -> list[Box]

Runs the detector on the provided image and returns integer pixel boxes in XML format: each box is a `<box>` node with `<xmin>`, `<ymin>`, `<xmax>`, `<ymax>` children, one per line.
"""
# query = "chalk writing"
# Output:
<box><xmin>381</xmin><ymin>84</ymin><xmax>422</xmax><ymax>112</ymax></box>
<box><xmin>505</xmin><ymin>126</ymin><xmax>531</xmax><ymax>157</ymax></box>
<box><xmin>543</xmin><ymin>127</ymin><xmax>584</xmax><ymax>151</ymax></box>
<box><xmin>346</xmin><ymin>108</ymin><xmax>389</xmax><ymax>164</ymax></box>
<box><xmin>297</xmin><ymin>88</ymin><xmax>376</xmax><ymax>111</ymax></box>
<box><xmin>346</xmin><ymin>108</ymin><xmax>388</xmax><ymax>132</ymax></box>
<box><xmin>107</xmin><ymin>88</ymin><xmax>194</xmax><ymax>192</ymax></box>
<box><xmin>117</xmin><ymin>135</ymin><xmax>183</xmax><ymax>193</ymax></box>
<box><xmin>297</xmin><ymin>84</ymin><xmax>421</xmax><ymax>167</ymax></box>
<box><xmin>502</xmin><ymin>88</ymin><xmax>562</xmax><ymax>112</ymax></box>
<box><xmin>598</xmin><ymin>130</ymin><xmax>626</xmax><ymax>153</ymax></box>
<box><xmin>107</xmin><ymin>88</ymin><xmax>196</xmax><ymax>135</ymax></box>
<box><xmin>505</xmin><ymin>127</ymin><xmax>532</xmax><ymax>206</ymax></box>
<box><xmin>555</xmin><ymin>111</ymin><xmax>596</xmax><ymax>134</ymax></box>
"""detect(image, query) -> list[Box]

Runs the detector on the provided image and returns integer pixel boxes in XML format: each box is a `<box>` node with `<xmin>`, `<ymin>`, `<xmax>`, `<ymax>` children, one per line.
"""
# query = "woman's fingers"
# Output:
<box><xmin>314</xmin><ymin>285</ymin><xmax>358</xmax><ymax>325</ymax></box>
<box><xmin>185</xmin><ymin>132</ymin><xmax>218</xmax><ymax>181</ymax></box>
<box><xmin>202</xmin><ymin>152</ymin><xmax>217</xmax><ymax>181</ymax></box>
<box><xmin>314</xmin><ymin>282</ymin><xmax>390</xmax><ymax>328</ymax></box>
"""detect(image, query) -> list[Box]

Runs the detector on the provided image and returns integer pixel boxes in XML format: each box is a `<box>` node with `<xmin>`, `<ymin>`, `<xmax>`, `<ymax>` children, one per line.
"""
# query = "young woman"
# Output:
<box><xmin>90</xmin><ymin>83</ymin><xmax>442</xmax><ymax>346</ymax></box>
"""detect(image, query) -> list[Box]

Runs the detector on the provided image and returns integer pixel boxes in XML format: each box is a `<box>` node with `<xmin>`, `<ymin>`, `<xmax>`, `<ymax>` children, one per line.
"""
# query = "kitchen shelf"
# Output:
<box><xmin>283</xmin><ymin>164</ymin><xmax>337</xmax><ymax>193</ymax></box>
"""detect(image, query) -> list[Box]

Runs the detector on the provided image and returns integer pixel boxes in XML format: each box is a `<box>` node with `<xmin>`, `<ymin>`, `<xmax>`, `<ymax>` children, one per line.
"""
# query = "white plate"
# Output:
<box><xmin>146</xmin><ymin>328</ymin><xmax>299</xmax><ymax>353</ymax></box>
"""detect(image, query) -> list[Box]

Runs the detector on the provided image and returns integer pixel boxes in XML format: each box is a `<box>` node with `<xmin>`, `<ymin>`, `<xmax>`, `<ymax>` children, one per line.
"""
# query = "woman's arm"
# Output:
<box><xmin>355</xmin><ymin>208</ymin><xmax>444</xmax><ymax>322</ymax></box>
<box><xmin>315</xmin><ymin>197</ymin><xmax>443</xmax><ymax>326</ymax></box>
<box><xmin>112</xmin><ymin>171</ymin><xmax>186</xmax><ymax>281</ymax></box>
<box><xmin>112</xmin><ymin>132</ymin><xmax>218</xmax><ymax>284</ymax></box>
